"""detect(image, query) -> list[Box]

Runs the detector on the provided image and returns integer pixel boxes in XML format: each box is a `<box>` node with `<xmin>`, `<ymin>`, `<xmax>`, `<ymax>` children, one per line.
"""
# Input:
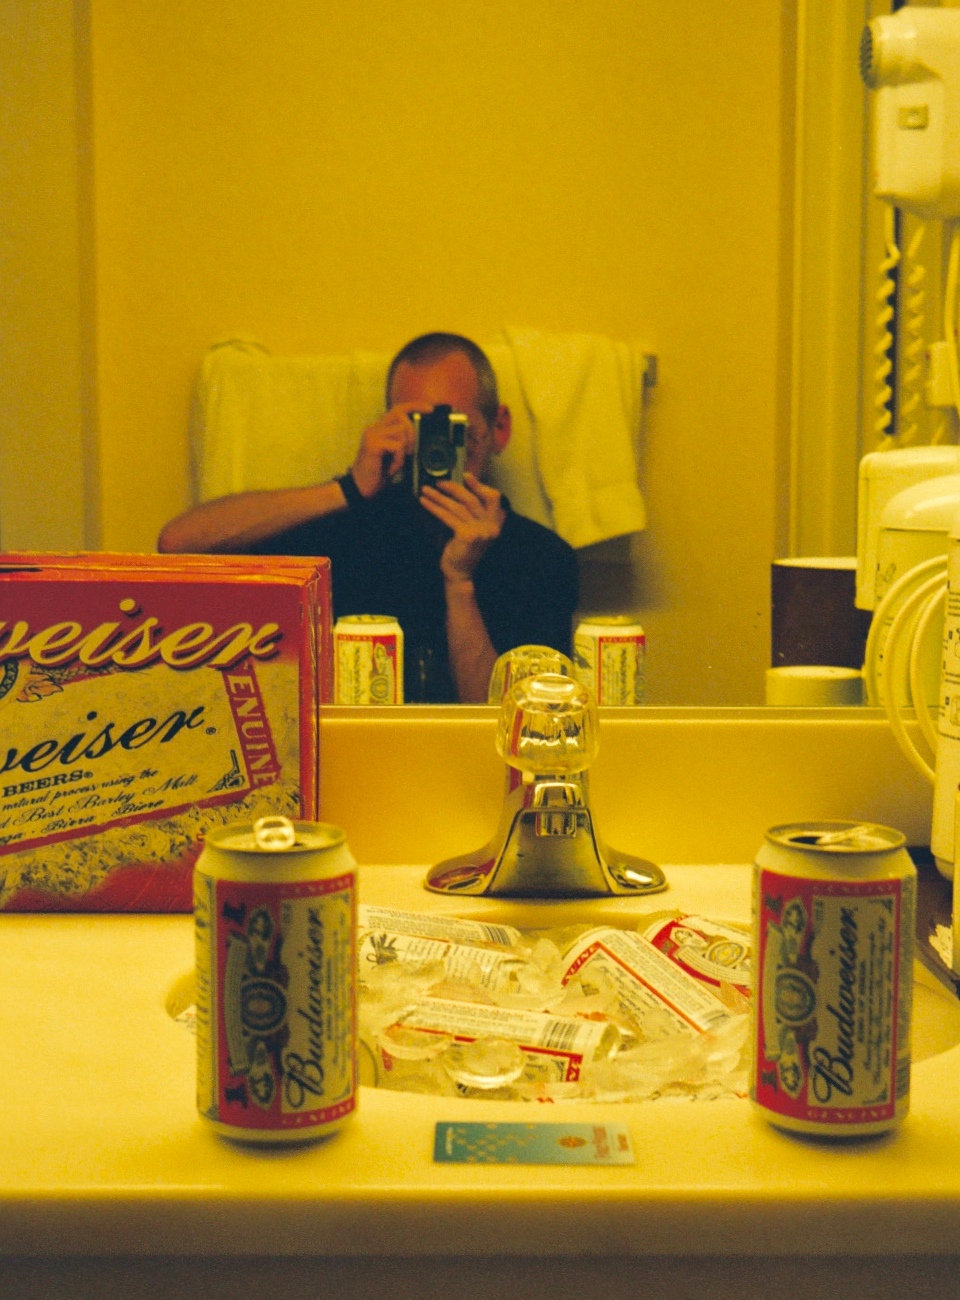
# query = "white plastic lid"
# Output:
<box><xmin>879</xmin><ymin>474</ymin><xmax>960</xmax><ymax>533</ymax></box>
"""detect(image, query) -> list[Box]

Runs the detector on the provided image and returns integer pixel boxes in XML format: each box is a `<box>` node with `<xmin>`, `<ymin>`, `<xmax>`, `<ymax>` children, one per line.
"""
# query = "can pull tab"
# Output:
<box><xmin>253</xmin><ymin>815</ymin><xmax>297</xmax><ymax>852</ymax></box>
<box><xmin>790</xmin><ymin>824</ymin><xmax>878</xmax><ymax>849</ymax></box>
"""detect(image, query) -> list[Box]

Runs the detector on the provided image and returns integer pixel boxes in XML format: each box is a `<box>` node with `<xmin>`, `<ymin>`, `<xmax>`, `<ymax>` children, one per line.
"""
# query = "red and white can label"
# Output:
<box><xmin>198</xmin><ymin>872</ymin><xmax>356</xmax><ymax>1132</ymax></box>
<box><xmin>573</xmin><ymin>622</ymin><xmax>645</xmax><ymax>706</ymax></box>
<box><xmin>753</xmin><ymin>869</ymin><xmax>906</xmax><ymax>1128</ymax></box>
<box><xmin>335</xmin><ymin>632</ymin><xmax>403</xmax><ymax>704</ymax></box>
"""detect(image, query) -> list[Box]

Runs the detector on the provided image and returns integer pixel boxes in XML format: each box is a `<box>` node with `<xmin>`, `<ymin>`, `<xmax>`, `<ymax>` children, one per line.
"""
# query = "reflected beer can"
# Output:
<box><xmin>194</xmin><ymin>815</ymin><xmax>357</xmax><ymax>1142</ymax></box>
<box><xmin>752</xmin><ymin>821</ymin><xmax>915</xmax><ymax>1137</ymax></box>
<box><xmin>334</xmin><ymin>615</ymin><xmax>404</xmax><ymax>704</ymax></box>
<box><xmin>573</xmin><ymin>616</ymin><xmax>646</xmax><ymax>705</ymax></box>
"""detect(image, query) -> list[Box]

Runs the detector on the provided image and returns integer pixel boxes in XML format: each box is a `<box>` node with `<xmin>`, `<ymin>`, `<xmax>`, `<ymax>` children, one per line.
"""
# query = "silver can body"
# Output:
<box><xmin>194</xmin><ymin>817</ymin><xmax>357</xmax><ymax>1142</ymax></box>
<box><xmin>334</xmin><ymin>614</ymin><xmax>404</xmax><ymax>704</ymax></box>
<box><xmin>573</xmin><ymin>616</ymin><xmax>646</xmax><ymax>705</ymax></box>
<box><xmin>752</xmin><ymin>821</ymin><xmax>915</xmax><ymax>1137</ymax></box>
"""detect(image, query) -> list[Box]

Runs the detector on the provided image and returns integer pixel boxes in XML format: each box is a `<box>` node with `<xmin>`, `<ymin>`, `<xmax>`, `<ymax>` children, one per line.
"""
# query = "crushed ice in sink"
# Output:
<box><xmin>359</xmin><ymin>905</ymin><xmax>751</xmax><ymax>1102</ymax></box>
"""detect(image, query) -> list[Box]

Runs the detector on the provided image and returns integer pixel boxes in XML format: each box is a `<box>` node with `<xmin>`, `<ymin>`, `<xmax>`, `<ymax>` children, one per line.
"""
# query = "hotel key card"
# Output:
<box><xmin>434</xmin><ymin>1121</ymin><xmax>635</xmax><ymax>1165</ymax></box>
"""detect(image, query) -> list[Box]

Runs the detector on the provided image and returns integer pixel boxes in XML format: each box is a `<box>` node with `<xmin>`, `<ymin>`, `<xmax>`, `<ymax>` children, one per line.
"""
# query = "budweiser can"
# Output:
<box><xmin>573</xmin><ymin>616</ymin><xmax>646</xmax><ymax>705</ymax></box>
<box><xmin>752</xmin><ymin>821</ymin><xmax>915</xmax><ymax>1137</ymax></box>
<box><xmin>194</xmin><ymin>815</ymin><xmax>357</xmax><ymax>1142</ymax></box>
<box><xmin>334</xmin><ymin>615</ymin><xmax>404</xmax><ymax>704</ymax></box>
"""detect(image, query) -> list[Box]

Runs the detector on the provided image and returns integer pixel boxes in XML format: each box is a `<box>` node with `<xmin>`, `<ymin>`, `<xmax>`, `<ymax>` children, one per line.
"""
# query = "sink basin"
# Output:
<box><xmin>166</xmin><ymin>863</ymin><xmax>960</xmax><ymax>1076</ymax></box>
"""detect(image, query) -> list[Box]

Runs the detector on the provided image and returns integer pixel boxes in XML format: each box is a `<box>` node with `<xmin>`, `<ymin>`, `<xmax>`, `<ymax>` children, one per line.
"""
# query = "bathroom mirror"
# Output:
<box><xmin>0</xmin><ymin>1</ymin><xmax>893</xmax><ymax>708</ymax></box>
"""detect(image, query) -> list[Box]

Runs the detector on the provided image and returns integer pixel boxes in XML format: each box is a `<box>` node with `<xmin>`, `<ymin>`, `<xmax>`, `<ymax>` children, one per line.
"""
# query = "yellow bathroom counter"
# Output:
<box><xmin>3</xmin><ymin>863</ymin><xmax>960</xmax><ymax>1261</ymax></box>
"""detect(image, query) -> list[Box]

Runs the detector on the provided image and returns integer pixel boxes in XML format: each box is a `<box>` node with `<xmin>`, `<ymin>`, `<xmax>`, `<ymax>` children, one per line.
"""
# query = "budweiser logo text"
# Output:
<box><xmin>0</xmin><ymin>705</ymin><xmax>206</xmax><ymax>778</ymax></box>
<box><xmin>0</xmin><ymin>598</ymin><xmax>282</xmax><ymax>671</ymax></box>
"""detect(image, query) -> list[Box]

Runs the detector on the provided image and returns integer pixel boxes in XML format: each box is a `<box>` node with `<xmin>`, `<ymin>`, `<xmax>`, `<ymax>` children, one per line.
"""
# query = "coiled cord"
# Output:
<box><xmin>944</xmin><ymin>223</ymin><xmax>960</xmax><ymax>419</ymax></box>
<box><xmin>863</xmin><ymin>553</ymin><xmax>946</xmax><ymax>704</ymax></box>
<box><xmin>873</xmin><ymin>206</ymin><xmax>901</xmax><ymax>443</ymax></box>
<box><xmin>898</xmin><ymin>223</ymin><xmax>927</xmax><ymax>445</ymax></box>
<box><xmin>910</xmin><ymin>577</ymin><xmax>947</xmax><ymax>755</ymax></box>
<box><xmin>865</xmin><ymin>554</ymin><xmax>946</xmax><ymax>786</ymax></box>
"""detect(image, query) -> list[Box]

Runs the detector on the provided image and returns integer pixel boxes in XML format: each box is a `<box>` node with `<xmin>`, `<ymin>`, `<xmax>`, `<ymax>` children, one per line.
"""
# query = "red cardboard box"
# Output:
<box><xmin>0</xmin><ymin>554</ymin><xmax>331</xmax><ymax>911</ymax></box>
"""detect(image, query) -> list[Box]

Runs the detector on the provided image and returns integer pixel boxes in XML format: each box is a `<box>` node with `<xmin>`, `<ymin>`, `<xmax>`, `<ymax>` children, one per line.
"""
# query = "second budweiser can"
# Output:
<box><xmin>752</xmin><ymin>821</ymin><xmax>915</xmax><ymax>1137</ymax></box>
<box><xmin>334</xmin><ymin>614</ymin><xmax>404</xmax><ymax>704</ymax></box>
<box><xmin>194</xmin><ymin>815</ymin><xmax>357</xmax><ymax>1143</ymax></box>
<box><xmin>573</xmin><ymin>615</ymin><xmax>646</xmax><ymax>705</ymax></box>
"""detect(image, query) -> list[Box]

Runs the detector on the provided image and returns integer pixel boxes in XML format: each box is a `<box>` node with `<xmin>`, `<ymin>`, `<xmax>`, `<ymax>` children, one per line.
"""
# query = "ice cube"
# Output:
<box><xmin>441</xmin><ymin>1037</ymin><xmax>527</xmax><ymax>1090</ymax></box>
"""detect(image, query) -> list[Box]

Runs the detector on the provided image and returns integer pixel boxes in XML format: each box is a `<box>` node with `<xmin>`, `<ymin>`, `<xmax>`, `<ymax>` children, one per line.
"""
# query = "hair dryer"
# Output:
<box><xmin>860</xmin><ymin>7</ymin><xmax>960</xmax><ymax>220</ymax></box>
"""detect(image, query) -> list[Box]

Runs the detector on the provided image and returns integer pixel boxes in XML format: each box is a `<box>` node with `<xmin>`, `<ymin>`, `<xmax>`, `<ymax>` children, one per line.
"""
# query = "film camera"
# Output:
<box><xmin>411</xmin><ymin>405</ymin><xmax>468</xmax><ymax>496</ymax></box>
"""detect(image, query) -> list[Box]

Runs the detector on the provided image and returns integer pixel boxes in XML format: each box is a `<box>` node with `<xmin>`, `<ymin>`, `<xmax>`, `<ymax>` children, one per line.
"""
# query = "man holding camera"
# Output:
<box><xmin>158</xmin><ymin>333</ymin><xmax>578</xmax><ymax>703</ymax></box>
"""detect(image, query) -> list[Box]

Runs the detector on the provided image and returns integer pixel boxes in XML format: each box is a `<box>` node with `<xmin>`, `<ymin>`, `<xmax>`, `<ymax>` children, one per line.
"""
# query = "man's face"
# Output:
<box><xmin>388</xmin><ymin>351</ymin><xmax>506</xmax><ymax>480</ymax></box>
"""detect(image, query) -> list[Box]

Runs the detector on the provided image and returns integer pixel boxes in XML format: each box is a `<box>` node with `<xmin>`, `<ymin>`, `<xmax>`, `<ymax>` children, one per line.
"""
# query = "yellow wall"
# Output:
<box><xmin>7</xmin><ymin>1</ymin><xmax>794</xmax><ymax>705</ymax></box>
<box><xmin>0</xmin><ymin>0</ymin><xmax>98</xmax><ymax>550</ymax></box>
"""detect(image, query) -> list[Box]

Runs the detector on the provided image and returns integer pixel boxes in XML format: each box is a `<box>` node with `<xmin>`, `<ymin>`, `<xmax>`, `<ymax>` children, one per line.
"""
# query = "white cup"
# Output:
<box><xmin>765</xmin><ymin>665</ymin><xmax>864</xmax><ymax>707</ymax></box>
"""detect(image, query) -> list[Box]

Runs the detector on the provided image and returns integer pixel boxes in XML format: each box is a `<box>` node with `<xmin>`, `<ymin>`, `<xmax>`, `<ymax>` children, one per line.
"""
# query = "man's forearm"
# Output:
<box><xmin>157</xmin><ymin>481</ymin><xmax>348</xmax><ymax>553</ymax></box>
<box><xmin>444</xmin><ymin>578</ymin><xmax>498</xmax><ymax>704</ymax></box>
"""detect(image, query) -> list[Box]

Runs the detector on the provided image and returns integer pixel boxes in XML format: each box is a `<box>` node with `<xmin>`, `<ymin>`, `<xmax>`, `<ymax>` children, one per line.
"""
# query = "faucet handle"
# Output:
<box><xmin>487</xmin><ymin>644</ymin><xmax>576</xmax><ymax>704</ymax></box>
<box><xmin>497</xmin><ymin>672</ymin><xmax>599</xmax><ymax>778</ymax></box>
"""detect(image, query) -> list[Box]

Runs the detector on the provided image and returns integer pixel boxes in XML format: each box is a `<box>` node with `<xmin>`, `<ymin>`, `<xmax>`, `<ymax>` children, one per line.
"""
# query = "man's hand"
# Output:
<box><xmin>350</xmin><ymin>402</ymin><xmax>429</xmax><ymax>499</ymax></box>
<box><xmin>419</xmin><ymin>473</ymin><xmax>507</xmax><ymax>583</ymax></box>
<box><xmin>420</xmin><ymin>472</ymin><xmax>505</xmax><ymax>703</ymax></box>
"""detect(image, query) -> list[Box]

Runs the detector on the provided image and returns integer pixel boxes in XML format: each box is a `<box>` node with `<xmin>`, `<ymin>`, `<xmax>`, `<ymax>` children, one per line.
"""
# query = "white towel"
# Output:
<box><xmin>500</xmin><ymin>326</ymin><xmax>648</xmax><ymax>549</ymax></box>
<box><xmin>192</xmin><ymin>338</ymin><xmax>556</xmax><ymax>528</ymax></box>
<box><xmin>192</xmin><ymin>330</ymin><xmax>647</xmax><ymax>548</ymax></box>
<box><xmin>191</xmin><ymin>339</ymin><xmax>387</xmax><ymax>500</ymax></box>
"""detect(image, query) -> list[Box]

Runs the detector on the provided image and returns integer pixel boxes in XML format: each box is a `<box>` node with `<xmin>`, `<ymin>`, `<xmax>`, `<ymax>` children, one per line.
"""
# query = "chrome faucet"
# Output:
<box><xmin>425</xmin><ymin>672</ymin><xmax>666</xmax><ymax>898</ymax></box>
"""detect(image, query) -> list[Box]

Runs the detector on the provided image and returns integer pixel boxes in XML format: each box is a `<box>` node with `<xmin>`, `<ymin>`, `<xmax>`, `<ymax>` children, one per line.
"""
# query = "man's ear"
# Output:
<box><xmin>493</xmin><ymin>404</ymin><xmax>512</xmax><ymax>454</ymax></box>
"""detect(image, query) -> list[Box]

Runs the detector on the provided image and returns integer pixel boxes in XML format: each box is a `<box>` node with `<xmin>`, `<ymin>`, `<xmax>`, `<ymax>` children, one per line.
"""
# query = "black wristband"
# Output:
<box><xmin>337</xmin><ymin>471</ymin><xmax>365</xmax><ymax>511</ymax></box>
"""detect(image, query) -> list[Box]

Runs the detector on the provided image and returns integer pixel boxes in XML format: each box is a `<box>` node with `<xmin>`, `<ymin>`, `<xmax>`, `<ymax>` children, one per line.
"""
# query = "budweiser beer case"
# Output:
<box><xmin>0</xmin><ymin>553</ymin><xmax>332</xmax><ymax>911</ymax></box>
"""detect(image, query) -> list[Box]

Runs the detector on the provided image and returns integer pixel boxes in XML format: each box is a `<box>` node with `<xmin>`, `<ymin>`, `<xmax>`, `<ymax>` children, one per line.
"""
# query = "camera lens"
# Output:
<box><xmin>423</xmin><ymin>436</ymin><xmax>452</xmax><ymax>475</ymax></box>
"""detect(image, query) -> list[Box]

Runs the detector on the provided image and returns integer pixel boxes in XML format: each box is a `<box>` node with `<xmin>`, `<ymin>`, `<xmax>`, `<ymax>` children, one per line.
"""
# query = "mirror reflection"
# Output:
<box><xmin>160</xmin><ymin>333</ymin><xmax>584</xmax><ymax>704</ymax></box>
<box><xmin>2</xmin><ymin>4</ymin><xmax>901</xmax><ymax>707</ymax></box>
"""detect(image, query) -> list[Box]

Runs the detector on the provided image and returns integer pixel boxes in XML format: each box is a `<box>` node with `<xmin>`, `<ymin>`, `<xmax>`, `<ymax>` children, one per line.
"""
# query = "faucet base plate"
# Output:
<box><xmin>425</xmin><ymin>848</ymin><xmax>667</xmax><ymax>898</ymax></box>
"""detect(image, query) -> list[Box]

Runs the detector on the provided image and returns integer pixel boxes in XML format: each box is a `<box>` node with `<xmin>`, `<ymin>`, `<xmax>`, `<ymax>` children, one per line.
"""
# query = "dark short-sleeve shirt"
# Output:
<box><xmin>252</xmin><ymin>483</ymin><xmax>579</xmax><ymax>702</ymax></box>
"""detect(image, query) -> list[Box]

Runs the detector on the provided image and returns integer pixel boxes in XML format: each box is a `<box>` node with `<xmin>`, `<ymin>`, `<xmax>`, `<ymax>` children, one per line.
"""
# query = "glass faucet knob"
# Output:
<box><xmin>487</xmin><ymin>644</ymin><xmax>576</xmax><ymax>704</ymax></box>
<box><xmin>496</xmin><ymin>672</ymin><xmax>598</xmax><ymax>776</ymax></box>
